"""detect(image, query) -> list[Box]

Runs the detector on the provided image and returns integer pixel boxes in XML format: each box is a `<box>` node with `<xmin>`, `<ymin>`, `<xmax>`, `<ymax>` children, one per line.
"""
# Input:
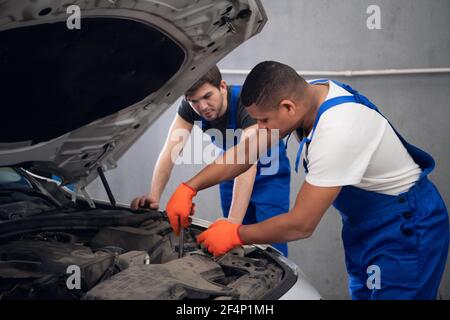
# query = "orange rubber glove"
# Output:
<box><xmin>196</xmin><ymin>220</ymin><xmax>244</xmax><ymax>257</ymax></box>
<box><xmin>166</xmin><ymin>182</ymin><xmax>197</xmax><ymax>235</ymax></box>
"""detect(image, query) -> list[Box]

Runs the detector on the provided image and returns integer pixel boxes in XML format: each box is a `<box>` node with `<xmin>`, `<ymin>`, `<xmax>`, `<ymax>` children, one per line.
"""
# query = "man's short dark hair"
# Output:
<box><xmin>241</xmin><ymin>61</ymin><xmax>307</xmax><ymax>108</ymax></box>
<box><xmin>185</xmin><ymin>65</ymin><xmax>222</xmax><ymax>97</ymax></box>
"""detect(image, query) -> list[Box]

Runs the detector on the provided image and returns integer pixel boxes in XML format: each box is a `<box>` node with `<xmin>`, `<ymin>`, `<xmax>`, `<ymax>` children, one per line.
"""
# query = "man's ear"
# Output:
<box><xmin>279</xmin><ymin>99</ymin><xmax>297</xmax><ymax>115</ymax></box>
<box><xmin>220</xmin><ymin>80</ymin><xmax>228</xmax><ymax>92</ymax></box>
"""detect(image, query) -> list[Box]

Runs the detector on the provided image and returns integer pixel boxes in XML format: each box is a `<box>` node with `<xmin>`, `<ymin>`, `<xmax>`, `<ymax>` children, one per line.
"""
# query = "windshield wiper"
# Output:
<box><xmin>0</xmin><ymin>188</ymin><xmax>63</xmax><ymax>210</ymax></box>
<box><xmin>16</xmin><ymin>168</ymin><xmax>64</xmax><ymax>209</ymax></box>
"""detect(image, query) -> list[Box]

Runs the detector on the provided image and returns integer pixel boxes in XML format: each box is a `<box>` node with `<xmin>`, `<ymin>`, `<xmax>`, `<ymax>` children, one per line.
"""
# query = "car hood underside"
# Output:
<box><xmin>0</xmin><ymin>0</ymin><xmax>267</xmax><ymax>188</ymax></box>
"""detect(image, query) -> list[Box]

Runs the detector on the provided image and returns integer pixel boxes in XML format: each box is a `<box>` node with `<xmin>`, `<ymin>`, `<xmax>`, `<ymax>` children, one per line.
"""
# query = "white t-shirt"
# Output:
<box><xmin>301</xmin><ymin>80</ymin><xmax>422</xmax><ymax>196</ymax></box>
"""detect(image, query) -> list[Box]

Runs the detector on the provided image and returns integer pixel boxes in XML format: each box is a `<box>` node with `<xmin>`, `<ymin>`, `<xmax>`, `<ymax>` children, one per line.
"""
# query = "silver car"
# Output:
<box><xmin>0</xmin><ymin>0</ymin><xmax>320</xmax><ymax>300</ymax></box>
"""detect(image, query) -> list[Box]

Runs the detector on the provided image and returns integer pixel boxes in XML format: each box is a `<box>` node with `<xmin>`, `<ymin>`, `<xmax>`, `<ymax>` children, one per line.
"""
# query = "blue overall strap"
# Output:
<box><xmin>331</xmin><ymin>80</ymin><xmax>379</xmax><ymax>110</ymax></box>
<box><xmin>294</xmin><ymin>136</ymin><xmax>311</xmax><ymax>173</ymax></box>
<box><xmin>331</xmin><ymin>80</ymin><xmax>435</xmax><ymax>178</ymax></box>
<box><xmin>296</xmin><ymin>79</ymin><xmax>435</xmax><ymax>178</ymax></box>
<box><xmin>295</xmin><ymin>78</ymin><xmax>379</xmax><ymax>173</ymax></box>
<box><xmin>228</xmin><ymin>85</ymin><xmax>241</xmax><ymax>130</ymax></box>
<box><xmin>285</xmin><ymin>80</ymin><xmax>328</xmax><ymax>154</ymax></box>
<box><xmin>309</xmin><ymin>79</ymin><xmax>329</xmax><ymax>85</ymax></box>
<box><xmin>294</xmin><ymin>95</ymin><xmax>362</xmax><ymax>173</ymax></box>
<box><xmin>291</xmin><ymin>79</ymin><xmax>329</xmax><ymax>166</ymax></box>
<box><xmin>201</xmin><ymin>118</ymin><xmax>208</xmax><ymax>131</ymax></box>
<box><xmin>224</xmin><ymin>85</ymin><xmax>241</xmax><ymax>148</ymax></box>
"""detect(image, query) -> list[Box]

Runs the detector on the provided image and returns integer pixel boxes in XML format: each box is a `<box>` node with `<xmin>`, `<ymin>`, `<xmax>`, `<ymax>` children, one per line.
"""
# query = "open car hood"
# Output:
<box><xmin>0</xmin><ymin>0</ymin><xmax>267</xmax><ymax>187</ymax></box>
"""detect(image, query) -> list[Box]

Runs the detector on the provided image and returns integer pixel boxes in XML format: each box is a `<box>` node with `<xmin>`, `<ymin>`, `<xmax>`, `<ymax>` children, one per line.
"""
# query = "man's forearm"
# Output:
<box><xmin>187</xmin><ymin>158</ymin><xmax>252</xmax><ymax>191</ymax></box>
<box><xmin>238</xmin><ymin>182</ymin><xmax>340</xmax><ymax>244</ymax></box>
<box><xmin>149</xmin><ymin>151</ymin><xmax>175</xmax><ymax>200</ymax></box>
<box><xmin>227</xmin><ymin>165</ymin><xmax>257</xmax><ymax>223</ymax></box>
<box><xmin>187</xmin><ymin>132</ymin><xmax>263</xmax><ymax>190</ymax></box>
<box><xmin>239</xmin><ymin>211</ymin><xmax>313</xmax><ymax>244</ymax></box>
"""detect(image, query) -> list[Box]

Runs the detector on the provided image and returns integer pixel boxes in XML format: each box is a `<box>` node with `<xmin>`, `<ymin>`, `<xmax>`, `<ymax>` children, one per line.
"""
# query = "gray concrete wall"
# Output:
<box><xmin>87</xmin><ymin>0</ymin><xmax>450</xmax><ymax>299</ymax></box>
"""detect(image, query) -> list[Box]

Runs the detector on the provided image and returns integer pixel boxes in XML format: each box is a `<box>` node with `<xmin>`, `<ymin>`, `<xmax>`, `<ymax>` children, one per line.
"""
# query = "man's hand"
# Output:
<box><xmin>166</xmin><ymin>182</ymin><xmax>197</xmax><ymax>235</ymax></box>
<box><xmin>196</xmin><ymin>220</ymin><xmax>244</xmax><ymax>256</ymax></box>
<box><xmin>130</xmin><ymin>195</ymin><xmax>159</xmax><ymax>210</ymax></box>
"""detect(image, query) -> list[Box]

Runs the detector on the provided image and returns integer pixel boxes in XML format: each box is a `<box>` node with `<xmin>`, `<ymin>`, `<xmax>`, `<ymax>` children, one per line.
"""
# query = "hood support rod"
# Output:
<box><xmin>97</xmin><ymin>167</ymin><xmax>116</xmax><ymax>207</ymax></box>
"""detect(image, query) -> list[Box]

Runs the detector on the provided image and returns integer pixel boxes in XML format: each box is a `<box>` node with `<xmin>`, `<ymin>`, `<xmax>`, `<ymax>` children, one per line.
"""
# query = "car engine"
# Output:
<box><xmin>0</xmin><ymin>204</ymin><xmax>294</xmax><ymax>300</ymax></box>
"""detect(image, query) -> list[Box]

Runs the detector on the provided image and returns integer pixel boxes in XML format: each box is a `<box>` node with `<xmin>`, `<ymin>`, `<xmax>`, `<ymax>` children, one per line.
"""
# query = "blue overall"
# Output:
<box><xmin>295</xmin><ymin>79</ymin><xmax>449</xmax><ymax>299</ymax></box>
<box><xmin>201</xmin><ymin>85</ymin><xmax>291</xmax><ymax>256</ymax></box>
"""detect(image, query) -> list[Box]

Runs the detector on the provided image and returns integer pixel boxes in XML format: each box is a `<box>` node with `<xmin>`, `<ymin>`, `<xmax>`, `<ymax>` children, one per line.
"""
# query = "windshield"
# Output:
<box><xmin>0</xmin><ymin>168</ymin><xmax>33</xmax><ymax>190</ymax></box>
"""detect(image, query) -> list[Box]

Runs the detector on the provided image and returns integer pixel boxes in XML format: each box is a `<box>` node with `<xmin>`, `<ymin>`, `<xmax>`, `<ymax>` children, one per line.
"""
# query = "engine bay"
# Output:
<box><xmin>0</xmin><ymin>206</ymin><xmax>294</xmax><ymax>300</ymax></box>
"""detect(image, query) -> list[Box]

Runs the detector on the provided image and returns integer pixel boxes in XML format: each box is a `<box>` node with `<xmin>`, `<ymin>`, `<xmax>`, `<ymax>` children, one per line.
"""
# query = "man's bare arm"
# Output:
<box><xmin>131</xmin><ymin>114</ymin><xmax>192</xmax><ymax>209</ymax></box>
<box><xmin>187</xmin><ymin>128</ymin><xmax>275</xmax><ymax>191</ymax></box>
<box><xmin>227</xmin><ymin>125</ymin><xmax>259</xmax><ymax>223</ymax></box>
<box><xmin>238</xmin><ymin>182</ymin><xmax>342</xmax><ymax>244</ymax></box>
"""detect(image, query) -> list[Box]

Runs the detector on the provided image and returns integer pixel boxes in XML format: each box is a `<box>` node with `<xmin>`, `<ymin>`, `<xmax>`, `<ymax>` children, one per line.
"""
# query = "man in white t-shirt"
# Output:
<box><xmin>165</xmin><ymin>61</ymin><xmax>449</xmax><ymax>299</ymax></box>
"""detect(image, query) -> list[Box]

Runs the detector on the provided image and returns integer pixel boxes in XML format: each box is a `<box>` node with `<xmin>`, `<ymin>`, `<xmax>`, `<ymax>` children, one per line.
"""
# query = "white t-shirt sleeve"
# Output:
<box><xmin>305</xmin><ymin>104</ymin><xmax>388</xmax><ymax>187</ymax></box>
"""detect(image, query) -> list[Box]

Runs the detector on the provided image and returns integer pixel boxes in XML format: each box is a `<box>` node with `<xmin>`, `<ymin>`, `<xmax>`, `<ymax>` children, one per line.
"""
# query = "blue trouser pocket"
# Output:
<box><xmin>341</xmin><ymin>179</ymin><xmax>449</xmax><ymax>300</ymax></box>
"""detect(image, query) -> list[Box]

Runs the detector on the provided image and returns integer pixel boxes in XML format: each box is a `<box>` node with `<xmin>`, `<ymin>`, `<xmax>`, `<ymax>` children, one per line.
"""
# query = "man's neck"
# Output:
<box><xmin>301</xmin><ymin>83</ymin><xmax>329</xmax><ymax>135</ymax></box>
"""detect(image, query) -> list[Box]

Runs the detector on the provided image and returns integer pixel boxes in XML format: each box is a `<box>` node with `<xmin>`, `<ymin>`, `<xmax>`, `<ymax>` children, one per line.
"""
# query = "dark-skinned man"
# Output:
<box><xmin>166</xmin><ymin>61</ymin><xmax>449</xmax><ymax>299</ymax></box>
